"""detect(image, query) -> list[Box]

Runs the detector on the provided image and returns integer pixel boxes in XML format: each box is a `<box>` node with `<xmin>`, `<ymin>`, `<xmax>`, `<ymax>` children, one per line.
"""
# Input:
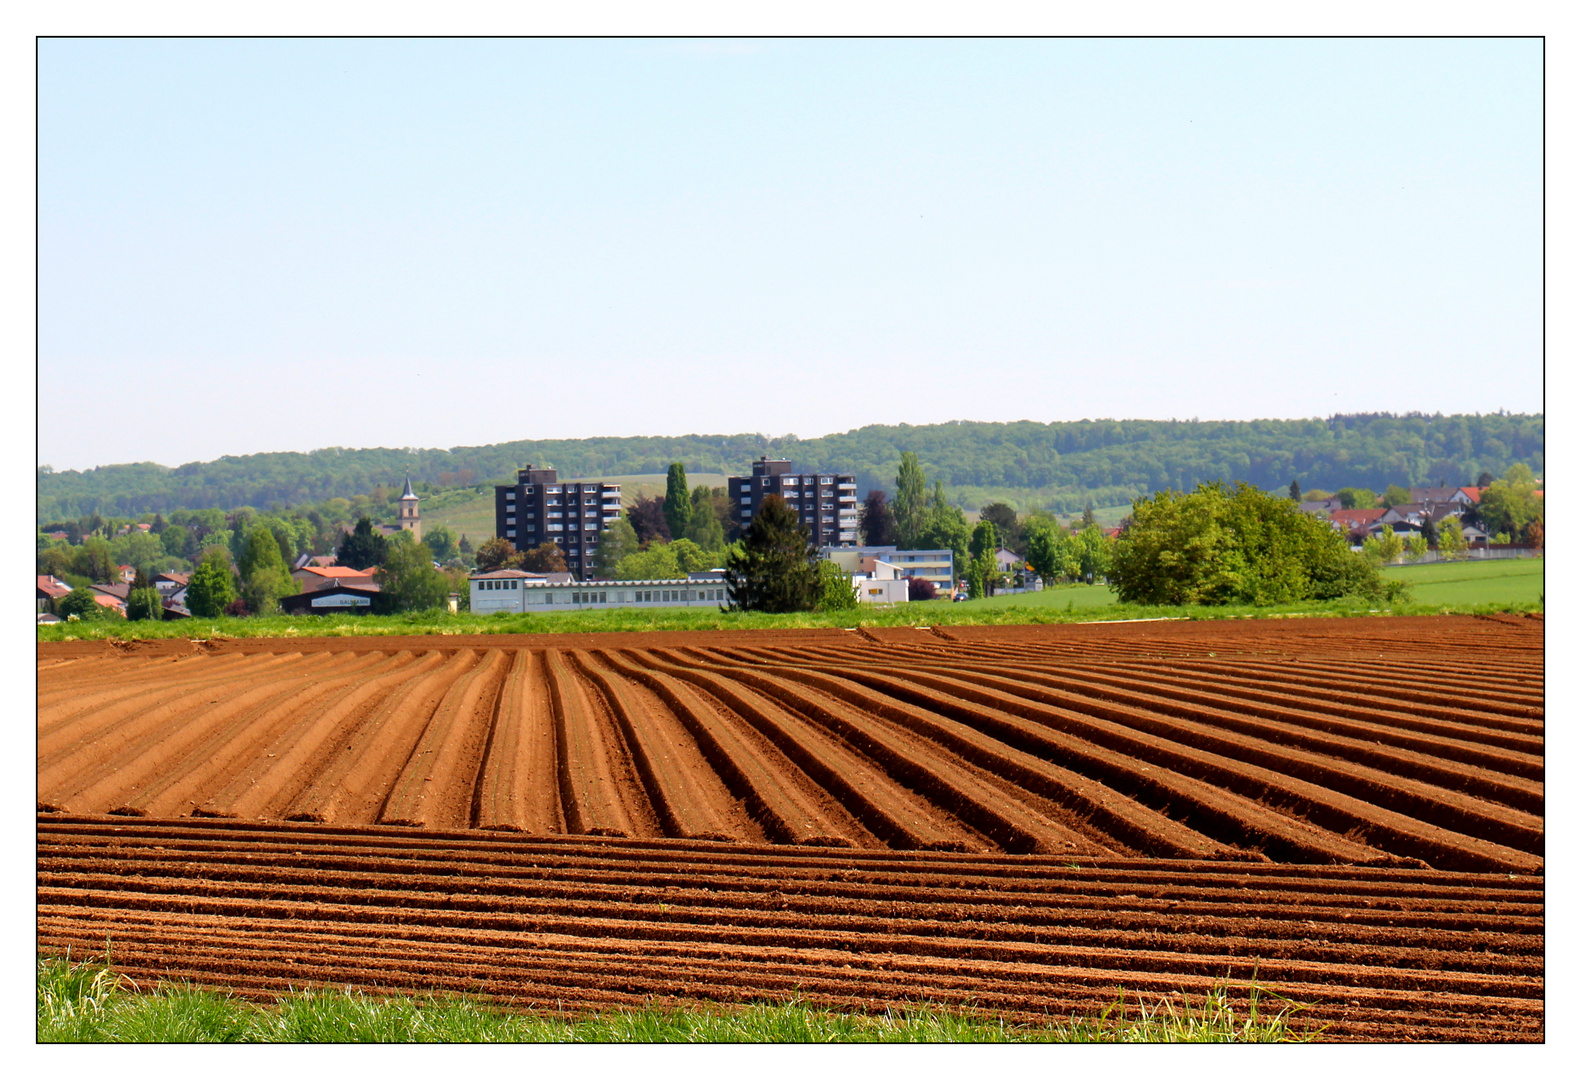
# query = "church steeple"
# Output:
<box><xmin>398</xmin><ymin>474</ymin><xmax>421</xmax><ymax>542</ymax></box>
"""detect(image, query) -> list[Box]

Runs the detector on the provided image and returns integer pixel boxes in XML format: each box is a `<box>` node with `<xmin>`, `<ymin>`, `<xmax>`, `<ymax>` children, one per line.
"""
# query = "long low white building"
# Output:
<box><xmin>471</xmin><ymin>569</ymin><xmax>732</xmax><ymax>613</ymax></box>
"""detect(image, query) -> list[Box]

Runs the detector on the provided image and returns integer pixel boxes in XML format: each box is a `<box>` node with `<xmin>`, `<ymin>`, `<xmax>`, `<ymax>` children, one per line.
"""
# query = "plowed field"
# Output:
<box><xmin>37</xmin><ymin>615</ymin><xmax>1544</xmax><ymax>1040</ymax></box>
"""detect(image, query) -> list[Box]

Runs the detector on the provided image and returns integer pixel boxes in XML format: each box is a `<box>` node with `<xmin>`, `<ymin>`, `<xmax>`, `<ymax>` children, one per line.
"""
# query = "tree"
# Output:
<box><xmin>161</xmin><ymin>523</ymin><xmax>192</xmax><ymax>560</ymax></box>
<box><xmin>458</xmin><ymin>534</ymin><xmax>474</xmax><ymax>556</ymax></box>
<box><xmin>669</xmin><ymin>538</ymin><xmax>715</xmax><ymax>574</ymax></box>
<box><xmin>239</xmin><ymin>524</ymin><xmax>297</xmax><ymax>616</ymax></box>
<box><xmin>186</xmin><ymin>549</ymin><xmax>238</xmax><ymax>617</ymax></box>
<box><xmin>422</xmin><ymin>524</ymin><xmax>459</xmax><ymax>563</ymax></box>
<box><xmin>73</xmin><ymin>538</ymin><xmax>118</xmax><ymax>583</ymax></box>
<box><xmin>1023</xmin><ymin>519</ymin><xmax>1080</xmax><ymax>583</ymax></box>
<box><xmin>1074</xmin><ymin>524</ymin><xmax>1114</xmax><ymax>582</ymax></box>
<box><xmin>1476</xmin><ymin>471</ymin><xmax>1495</xmax><ymax>489</ymax></box>
<box><xmin>1080</xmin><ymin>501</ymin><xmax>1098</xmax><ymax>529</ymax></box>
<box><xmin>1108</xmin><ymin>482</ymin><xmax>1399</xmax><ymax>606</ymax></box>
<box><xmin>1289</xmin><ymin>479</ymin><xmax>1302</xmax><ymax>502</ymax></box>
<box><xmin>893</xmin><ymin>452</ymin><xmax>928</xmax><ymax>548</ymax></box>
<box><xmin>593</xmin><ymin>517</ymin><xmax>641</xmax><ymax>578</ymax></box>
<box><xmin>1404</xmin><ymin>534</ymin><xmax>1429</xmax><ymax>561</ymax></box>
<box><xmin>1377</xmin><ymin>524</ymin><xmax>1404</xmax><ymax>564</ymax></box>
<box><xmin>59</xmin><ymin>587</ymin><xmax>114</xmax><ymax>621</ymax></box>
<box><xmin>915</xmin><ymin>483</ymin><xmax>971</xmax><ymax>586</ymax></box>
<box><xmin>1437</xmin><ymin>518</ymin><xmax>1468</xmax><ymax>562</ymax></box>
<box><xmin>518</xmin><ymin>542</ymin><xmax>569</xmax><ymax>574</ymax></box>
<box><xmin>628</xmin><ymin>495</ymin><xmax>671</xmax><ymax>545</ymax></box>
<box><xmin>374</xmin><ymin>531</ymin><xmax>451</xmax><ymax>613</ymax></box>
<box><xmin>965</xmin><ymin>521</ymin><xmax>1000</xmax><ymax>599</ymax></box>
<box><xmin>685</xmin><ymin>484</ymin><xmax>730</xmax><ymax>549</ymax></box>
<box><xmin>337</xmin><ymin>517</ymin><xmax>388</xmax><ymax>569</ymax></box>
<box><xmin>616</xmin><ymin>543</ymin><xmax>681</xmax><ymax>581</ymax></box>
<box><xmin>977</xmin><ymin>502</ymin><xmax>1022</xmax><ymax>554</ymax></box>
<box><xmin>815</xmin><ymin>560</ymin><xmax>858</xmax><ymax>611</ymax></box>
<box><xmin>1336</xmin><ymin>487</ymin><xmax>1378</xmax><ymax>511</ymax></box>
<box><xmin>474</xmin><ymin>536</ymin><xmax>523</xmax><ymax>573</ymax></box>
<box><xmin>905</xmin><ymin>576</ymin><xmax>938</xmax><ymax>601</ymax></box>
<box><xmin>126</xmin><ymin>587</ymin><xmax>164</xmax><ymax>621</ymax></box>
<box><xmin>663</xmin><ymin>463</ymin><xmax>692</xmax><ymax>541</ymax></box>
<box><xmin>859</xmin><ymin>490</ymin><xmax>896</xmax><ymax>547</ymax></box>
<box><xmin>1381</xmin><ymin>485</ymin><xmax>1412</xmax><ymax>509</ymax></box>
<box><xmin>724</xmin><ymin>495</ymin><xmax>821</xmax><ymax>613</ymax></box>
<box><xmin>1477</xmin><ymin>469</ymin><xmax>1542</xmax><ymax>541</ymax></box>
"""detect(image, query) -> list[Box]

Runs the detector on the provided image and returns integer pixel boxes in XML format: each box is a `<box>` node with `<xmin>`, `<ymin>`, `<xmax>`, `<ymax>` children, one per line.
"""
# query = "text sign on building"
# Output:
<box><xmin>311</xmin><ymin>594</ymin><xmax>371</xmax><ymax>607</ymax></box>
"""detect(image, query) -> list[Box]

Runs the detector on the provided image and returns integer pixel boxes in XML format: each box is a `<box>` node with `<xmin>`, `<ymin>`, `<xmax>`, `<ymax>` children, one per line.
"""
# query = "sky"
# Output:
<box><xmin>37</xmin><ymin>37</ymin><xmax>1543</xmax><ymax>472</ymax></box>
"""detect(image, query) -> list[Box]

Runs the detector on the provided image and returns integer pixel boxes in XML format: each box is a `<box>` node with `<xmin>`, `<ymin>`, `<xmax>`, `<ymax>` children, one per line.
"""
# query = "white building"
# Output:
<box><xmin>853</xmin><ymin>559</ymin><xmax>909</xmax><ymax>604</ymax></box>
<box><xmin>471</xmin><ymin>569</ymin><xmax>732</xmax><ymax>613</ymax></box>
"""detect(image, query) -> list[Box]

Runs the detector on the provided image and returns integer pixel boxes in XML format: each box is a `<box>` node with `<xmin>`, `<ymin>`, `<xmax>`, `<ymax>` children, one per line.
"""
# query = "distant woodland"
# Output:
<box><xmin>37</xmin><ymin>413</ymin><xmax>1544</xmax><ymax>523</ymax></box>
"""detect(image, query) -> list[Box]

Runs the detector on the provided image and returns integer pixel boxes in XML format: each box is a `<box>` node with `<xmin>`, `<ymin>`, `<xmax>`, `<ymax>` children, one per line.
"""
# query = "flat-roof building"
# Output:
<box><xmin>494</xmin><ymin>465</ymin><xmax>623</xmax><ymax>580</ymax></box>
<box><xmin>821</xmin><ymin>544</ymin><xmax>955</xmax><ymax>593</ymax></box>
<box><xmin>728</xmin><ymin>458</ymin><xmax>858</xmax><ymax>546</ymax></box>
<box><xmin>470</xmin><ymin>571</ymin><xmax>732</xmax><ymax>613</ymax></box>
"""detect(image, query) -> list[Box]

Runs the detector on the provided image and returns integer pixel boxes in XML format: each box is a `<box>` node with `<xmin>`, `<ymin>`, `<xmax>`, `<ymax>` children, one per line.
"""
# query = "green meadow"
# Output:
<box><xmin>1378</xmin><ymin>556</ymin><xmax>1544</xmax><ymax>607</ymax></box>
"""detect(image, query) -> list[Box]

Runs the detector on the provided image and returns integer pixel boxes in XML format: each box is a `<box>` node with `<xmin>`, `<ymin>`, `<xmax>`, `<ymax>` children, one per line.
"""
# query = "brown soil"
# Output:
<box><xmin>37</xmin><ymin>615</ymin><xmax>1543</xmax><ymax>1040</ymax></box>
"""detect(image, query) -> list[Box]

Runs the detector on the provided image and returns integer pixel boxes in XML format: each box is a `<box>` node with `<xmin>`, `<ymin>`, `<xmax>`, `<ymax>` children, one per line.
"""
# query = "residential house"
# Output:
<box><xmin>994</xmin><ymin>548</ymin><xmax>1021</xmax><ymax>575</ymax></box>
<box><xmin>1328</xmin><ymin>508</ymin><xmax>1387</xmax><ymax>543</ymax></box>
<box><xmin>1299</xmin><ymin>497</ymin><xmax>1345</xmax><ymax>516</ymax></box>
<box><xmin>1409</xmin><ymin>487</ymin><xmax>1478</xmax><ymax>510</ymax></box>
<box><xmin>88</xmin><ymin>586</ymin><xmax>128</xmax><ymax>617</ymax></box>
<box><xmin>36</xmin><ymin>575</ymin><xmax>70</xmax><ymax>614</ymax></box>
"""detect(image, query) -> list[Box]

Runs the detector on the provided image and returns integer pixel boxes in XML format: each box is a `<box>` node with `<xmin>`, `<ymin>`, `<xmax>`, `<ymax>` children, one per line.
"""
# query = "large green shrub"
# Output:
<box><xmin>1109</xmin><ymin>482</ymin><xmax>1404</xmax><ymax>606</ymax></box>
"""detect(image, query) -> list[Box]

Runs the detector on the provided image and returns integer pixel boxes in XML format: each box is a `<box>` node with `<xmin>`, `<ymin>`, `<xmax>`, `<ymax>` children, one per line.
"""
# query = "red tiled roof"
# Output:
<box><xmin>92</xmin><ymin>593</ymin><xmax>125</xmax><ymax>612</ymax></box>
<box><xmin>1330</xmin><ymin>508</ymin><xmax>1386</xmax><ymax>526</ymax></box>
<box><xmin>1458</xmin><ymin>487</ymin><xmax>1484</xmax><ymax>503</ymax></box>
<box><xmin>36</xmin><ymin>576</ymin><xmax>70</xmax><ymax>598</ymax></box>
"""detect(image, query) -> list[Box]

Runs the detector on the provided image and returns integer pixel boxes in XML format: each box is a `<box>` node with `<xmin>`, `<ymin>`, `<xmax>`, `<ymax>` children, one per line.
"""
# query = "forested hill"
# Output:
<box><xmin>37</xmin><ymin>413</ymin><xmax>1544</xmax><ymax>522</ymax></box>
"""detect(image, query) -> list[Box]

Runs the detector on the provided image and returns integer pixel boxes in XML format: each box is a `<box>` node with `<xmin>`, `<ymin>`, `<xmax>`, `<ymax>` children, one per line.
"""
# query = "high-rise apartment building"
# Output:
<box><xmin>728</xmin><ymin>457</ymin><xmax>859</xmax><ymax>546</ymax></box>
<box><xmin>494</xmin><ymin>466</ymin><xmax>623</xmax><ymax>580</ymax></box>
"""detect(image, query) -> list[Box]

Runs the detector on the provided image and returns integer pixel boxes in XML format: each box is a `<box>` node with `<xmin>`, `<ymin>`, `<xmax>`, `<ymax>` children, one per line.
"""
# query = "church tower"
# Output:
<box><xmin>398</xmin><ymin>475</ymin><xmax>421</xmax><ymax>542</ymax></box>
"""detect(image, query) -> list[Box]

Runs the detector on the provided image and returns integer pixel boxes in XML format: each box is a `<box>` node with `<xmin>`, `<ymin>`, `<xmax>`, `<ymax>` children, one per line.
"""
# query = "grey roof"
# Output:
<box><xmin>402</xmin><ymin>475</ymin><xmax>417</xmax><ymax>500</ymax></box>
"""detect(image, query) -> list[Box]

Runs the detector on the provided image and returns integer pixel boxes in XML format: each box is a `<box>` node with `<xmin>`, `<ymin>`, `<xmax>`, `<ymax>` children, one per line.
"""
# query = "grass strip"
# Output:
<box><xmin>38</xmin><ymin>955</ymin><xmax>1320</xmax><ymax>1043</ymax></box>
<box><xmin>37</xmin><ymin>592</ymin><xmax>1543</xmax><ymax>644</ymax></box>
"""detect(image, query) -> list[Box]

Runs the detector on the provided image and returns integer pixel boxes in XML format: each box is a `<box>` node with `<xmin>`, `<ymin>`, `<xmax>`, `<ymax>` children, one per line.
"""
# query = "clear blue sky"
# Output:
<box><xmin>38</xmin><ymin>37</ymin><xmax>1542</xmax><ymax>472</ymax></box>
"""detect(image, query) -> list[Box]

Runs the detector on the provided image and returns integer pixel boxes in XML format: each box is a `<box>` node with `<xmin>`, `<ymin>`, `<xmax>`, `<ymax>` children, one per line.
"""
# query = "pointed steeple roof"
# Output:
<box><xmin>401</xmin><ymin>474</ymin><xmax>417</xmax><ymax>500</ymax></box>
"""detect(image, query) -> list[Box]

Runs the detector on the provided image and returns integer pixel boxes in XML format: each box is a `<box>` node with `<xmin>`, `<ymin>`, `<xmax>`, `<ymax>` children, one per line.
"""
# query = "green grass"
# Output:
<box><xmin>939</xmin><ymin>581</ymin><xmax>1119</xmax><ymax>612</ymax></box>
<box><xmin>37</xmin><ymin>955</ymin><xmax>1318</xmax><ymax>1043</ymax></box>
<box><xmin>1380</xmin><ymin>556</ymin><xmax>1544</xmax><ymax>607</ymax></box>
<box><xmin>38</xmin><ymin>591</ymin><xmax>1542</xmax><ymax>645</ymax></box>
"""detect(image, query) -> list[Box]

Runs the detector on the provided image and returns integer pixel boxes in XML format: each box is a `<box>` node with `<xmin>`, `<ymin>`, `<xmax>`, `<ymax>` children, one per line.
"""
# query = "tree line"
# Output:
<box><xmin>38</xmin><ymin>412</ymin><xmax>1543</xmax><ymax>522</ymax></box>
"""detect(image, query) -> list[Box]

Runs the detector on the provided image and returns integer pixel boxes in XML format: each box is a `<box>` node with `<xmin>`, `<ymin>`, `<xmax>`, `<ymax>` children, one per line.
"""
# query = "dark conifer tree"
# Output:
<box><xmin>1289</xmin><ymin>479</ymin><xmax>1302</xmax><ymax>502</ymax></box>
<box><xmin>663</xmin><ymin>463</ymin><xmax>692</xmax><ymax>541</ymax></box>
<box><xmin>723</xmin><ymin>495</ymin><xmax>821</xmax><ymax>613</ymax></box>
<box><xmin>336</xmin><ymin>517</ymin><xmax>389</xmax><ymax>569</ymax></box>
<box><xmin>859</xmin><ymin>490</ymin><xmax>896</xmax><ymax>547</ymax></box>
